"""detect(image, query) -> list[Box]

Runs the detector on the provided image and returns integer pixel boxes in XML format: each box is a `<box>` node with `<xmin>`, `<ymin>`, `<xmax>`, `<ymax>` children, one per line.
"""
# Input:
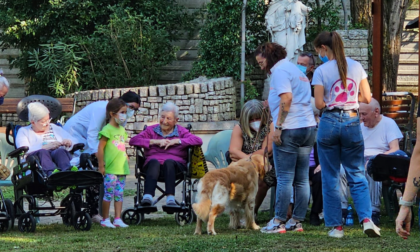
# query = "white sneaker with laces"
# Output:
<box><xmin>328</xmin><ymin>227</ymin><xmax>344</xmax><ymax>238</ymax></box>
<box><xmin>101</xmin><ymin>218</ymin><xmax>116</xmax><ymax>228</ymax></box>
<box><xmin>113</xmin><ymin>218</ymin><xmax>129</xmax><ymax>228</ymax></box>
<box><xmin>92</xmin><ymin>214</ymin><xmax>103</xmax><ymax>224</ymax></box>
<box><xmin>260</xmin><ymin>218</ymin><xmax>286</xmax><ymax>234</ymax></box>
<box><xmin>363</xmin><ymin>218</ymin><xmax>381</xmax><ymax>237</ymax></box>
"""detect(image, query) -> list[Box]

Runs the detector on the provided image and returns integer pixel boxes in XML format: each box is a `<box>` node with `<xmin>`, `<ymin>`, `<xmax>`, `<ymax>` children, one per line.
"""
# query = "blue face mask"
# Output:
<box><xmin>296</xmin><ymin>64</ymin><xmax>307</xmax><ymax>74</ymax></box>
<box><xmin>319</xmin><ymin>53</ymin><xmax>329</xmax><ymax>63</ymax></box>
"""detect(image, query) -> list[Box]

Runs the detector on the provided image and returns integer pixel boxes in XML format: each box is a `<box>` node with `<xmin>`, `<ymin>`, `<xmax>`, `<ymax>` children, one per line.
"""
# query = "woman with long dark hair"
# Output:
<box><xmin>255</xmin><ymin>42</ymin><xmax>316</xmax><ymax>234</ymax></box>
<box><xmin>312</xmin><ymin>31</ymin><xmax>380</xmax><ymax>238</ymax></box>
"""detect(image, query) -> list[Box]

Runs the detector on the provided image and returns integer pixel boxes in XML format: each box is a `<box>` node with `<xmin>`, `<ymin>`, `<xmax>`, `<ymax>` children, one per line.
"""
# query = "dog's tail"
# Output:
<box><xmin>230</xmin><ymin>183</ymin><xmax>245</xmax><ymax>201</ymax></box>
<box><xmin>192</xmin><ymin>192</ymin><xmax>211</xmax><ymax>222</ymax></box>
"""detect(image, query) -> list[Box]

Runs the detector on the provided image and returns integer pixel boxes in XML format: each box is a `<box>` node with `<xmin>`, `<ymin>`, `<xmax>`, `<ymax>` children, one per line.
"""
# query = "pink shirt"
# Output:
<box><xmin>129</xmin><ymin>124</ymin><xmax>203</xmax><ymax>167</ymax></box>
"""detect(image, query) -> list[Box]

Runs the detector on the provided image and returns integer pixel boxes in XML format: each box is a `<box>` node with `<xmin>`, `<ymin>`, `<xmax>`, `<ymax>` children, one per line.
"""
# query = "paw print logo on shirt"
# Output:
<box><xmin>329</xmin><ymin>78</ymin><xmax>357</xmax><ymax>107</ymax></box>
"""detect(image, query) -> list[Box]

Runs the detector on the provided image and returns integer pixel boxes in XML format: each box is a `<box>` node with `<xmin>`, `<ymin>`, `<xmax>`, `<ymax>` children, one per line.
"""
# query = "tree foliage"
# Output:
<box><xmin>0</xmin><ymin>0</ymin><xmax>197</xmax><ymax>96</ymax></box>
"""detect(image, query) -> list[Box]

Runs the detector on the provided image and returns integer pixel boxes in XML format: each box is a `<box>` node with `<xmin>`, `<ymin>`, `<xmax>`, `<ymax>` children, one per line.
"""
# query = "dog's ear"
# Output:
<box><xmin>251</xmin><ymin>154</ymin><xmax>266</xmax><ymax>178</ymax></box>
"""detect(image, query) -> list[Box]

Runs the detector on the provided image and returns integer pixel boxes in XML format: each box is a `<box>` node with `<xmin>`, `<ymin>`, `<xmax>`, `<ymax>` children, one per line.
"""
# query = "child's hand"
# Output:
<box><xmin>98</xmin><ymin>166</ymin><xmax>105</xmax><ymax>175</ymax></box>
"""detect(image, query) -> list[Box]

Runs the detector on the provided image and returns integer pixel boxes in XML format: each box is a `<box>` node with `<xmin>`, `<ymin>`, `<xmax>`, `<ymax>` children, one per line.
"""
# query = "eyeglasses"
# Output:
<box><xmin>126</xmin><ymin>103</ymin><xmax>139</xmax><ymax>112</ymax></box>
<box><xmin>300</xmin><ymin>52</ymin><xmax>316</xmax><ymax>66</ymax></box>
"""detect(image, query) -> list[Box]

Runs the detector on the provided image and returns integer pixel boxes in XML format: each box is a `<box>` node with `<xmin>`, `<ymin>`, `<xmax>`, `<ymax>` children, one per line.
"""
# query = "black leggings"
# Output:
<box><xmin>143</xmin><ymin>159</ymin><xmax>186</xmax><ymax>196</ymax></box>
<box><xmin>309</xmin><ymin>166</ymin><xmax>323</xmax><ymax>214</ymax></box>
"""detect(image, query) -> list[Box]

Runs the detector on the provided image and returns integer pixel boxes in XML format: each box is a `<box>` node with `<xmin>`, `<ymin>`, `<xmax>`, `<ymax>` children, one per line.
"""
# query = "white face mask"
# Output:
<box><xmin>126</xmin><ymin>107</ymin><xmax>135</xmax><ymax>118</ymax></box>
<box><xmin>115</xmin><ymin>113</ymin><xmax>127</xmax><ymax>126</ymax></box>
<box><xmin>250</xmin><ymin>120</ymin><xmax>261</xmax><ymax>132</ymax></box>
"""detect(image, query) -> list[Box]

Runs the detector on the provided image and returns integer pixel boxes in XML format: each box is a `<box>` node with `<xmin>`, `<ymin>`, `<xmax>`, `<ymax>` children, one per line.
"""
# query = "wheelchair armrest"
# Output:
<box><xmin>69</xmin><ymin>143</ymin><xmax>85</xmax><ymax>154</ymax></box>
<box><xmin>8</xmin><ymin>146</ymin><xmax>29</xmax><ymax>158</ymax></box>
<box><xmin>135</xmin><ymin>147</ymin><xmax>145</xmax><ymax>177</ymax></box>
<box><xmin>186</xmin><ymin>146</ymin><xmax>193</xmax><ymax>176</ymax></box>
<box><xmin>5</xmin><ymin>123</ymin><xmax>15</xmax><ymax>147</ymax></box>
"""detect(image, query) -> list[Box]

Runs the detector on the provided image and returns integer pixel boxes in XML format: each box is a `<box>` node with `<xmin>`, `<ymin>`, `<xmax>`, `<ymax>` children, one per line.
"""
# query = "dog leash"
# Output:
<box><xmin>248</xmin><ymin>107</ymin><xmax>271</xmax><ymax>172</ymax></box>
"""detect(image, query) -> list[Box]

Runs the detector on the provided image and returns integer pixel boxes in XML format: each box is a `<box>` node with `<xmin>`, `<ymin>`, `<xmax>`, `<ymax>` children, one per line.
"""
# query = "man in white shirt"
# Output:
<box><xmin>359</xmin><ymin>98</ymin><xmax>403</xmax><ymax>225</ymax></box>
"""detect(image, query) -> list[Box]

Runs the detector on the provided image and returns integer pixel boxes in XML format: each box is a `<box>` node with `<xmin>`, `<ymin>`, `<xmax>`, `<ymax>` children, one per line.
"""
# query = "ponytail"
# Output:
<box><xmin>313</xmin><ymin>31</ymin><xmax>348</xmax><ymax>89</ymax></box>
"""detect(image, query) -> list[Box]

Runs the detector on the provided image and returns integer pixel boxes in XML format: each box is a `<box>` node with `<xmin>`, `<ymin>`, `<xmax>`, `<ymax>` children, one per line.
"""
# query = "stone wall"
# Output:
<box><xmin>64</xmin><ymin>77</ymin><xmax>236</xmax><ymax>156</ymax></box>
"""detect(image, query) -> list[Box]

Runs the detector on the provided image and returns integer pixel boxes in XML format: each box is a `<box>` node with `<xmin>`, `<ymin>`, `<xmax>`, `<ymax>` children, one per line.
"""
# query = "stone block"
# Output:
<box><xmin>143</xmin><ymin>116</ymin><xmax>153</xmax><ymax>122</ymax></box>
<box><xmin>198</xmin><ymin>94</ymin><xmax>206</xmax><ymax>98</ymax></box>
<box><xmin>195</xmin><ymin>99</ymin><xmax>203</xmax><ymax>113</ymax></box>
<box><xmin>214</xmin><ymin>106</ymin><xmax>219</xmax><ymax>113</ymax></box>
<box><xmin>98</xmin><ymin>90</ymin><xmax>105</xmax><ymax>100</ymax></box>
<box><xmin>105</xmin><ymin>90</ymin><xmax>113</xmax><ymax>99</ymax></box>
<box><xmin>134</xmin><ymin>122</ymin><xmax>143</xmax><ymax>131</ymax></box>
<box><xmin>139</xmin><ymin>108</ymin><xmax>149</xmax><ymax>115</ymax></box>
<box><xmin>135</xmin><ymin>115</ymin><xmax>144</xmax><ymax>121</ymax></box>
<box><xmin>126</xmin><ymin>123</ymin><xmax>134</xmax><ymax>130</ymax></box>
<box><xmin>189</xmin><ymin>105</ymin><xmax>195</xmax><ymax>113</ymax></box>
<box><xmin>208</xmin><ymin>107</ymin><xmax>214</xmax><ymax>113</ymax></box>
<box><xmin>189</xmin><ymin>94</ymin><xmax>199</xmax><ymax>98</ymax></box>
<box><xmin>179</xmin><ymin>110</ymin><xmax>189</xmax><ymax>114</ymax></box>
<box><xmin>185</xmin><ymin>84</ymin><xmax>193</xmax><ymax>94</ymax></box>
<box><xmin>176</xmin><ymin>84</ymin><xmax>185</xmax><ymax>95</ymax></box>
<box><xmin>141</xmin><ymin>97</ymin><xmax>147</xmax><ymax>102</ymax></box>
<box><xmin>178</xmin><ymin>115</ymin><xmax>184</xmax><ymax>122</ymax></box>
<box><xmin>113</xmin><ymin>89</ymin><xmax>121</xmax><ymax>98</ymax></box>
<box><xmin>176</xmin><ymin>100</ymin><xmax>183</xmax><ymax>105</ymax></box>
<box><xmin>144</xmin><ymin>102</ymin><xmax>151</xmax><ymax>108</ymax></box>
<box><xmin>199</xmin><ymin>115</ymin><xmax>207</xmax><ymax>121</ymax></box>
<box><xmin>200</xmin><ymin>83</ymin><xmax>208</xmax><ymax>93</ymax></box>
<box><xmin>203</xmin><ymin>106</ymin><xmax>208</xmax><ymax>114</ymax></box>
<box><xmin>193</xmin><ymin>83</ymin><xmax>201</xmax><ymax>94</ymax></box>
<box><xmin>181</xmin><ymin>95</ymin><xmax>188</xmax><ymax>100</ymax></box>
<box><xmin>171</xmin><ymin>95</ymin><xmax>181</xmax><ymax>100</ymax></box>
<box><xmin>184</xmin><ymin>115</ymin><xmax>193</xmax><ymax>122</ymax></box>
<box><xmin>214</xmin><ymin>81</ymin><xmax>221</xmax><ymax>91</ymax></box>
<box><xmin>149</xmin><ymin>86</ymin><xmax>157</xmax><ymax>97</ymax></box>
<box><xmin>83</xmin><ymin>91</ymin><xmax>92</xmax><ymax>100</ymax></box>
<box><xmin>220</xmin><ymin>80</ymin><xmax>225</xmax><ymax>90</ymax></box>
<box><xmin>203</xmin><ymin>100</ymin><xmax>209</xmax><ymax>105</ymax></box>
<box><xmin>208</xmin><ymin>82</ymin><xmax>214</xmax><ymax>92</ymax></box>
<box><xmin>139</xmin><ymin>87</ymin><xmax>148</xmax><ymax>98</ymax></box>
<box><xmin>167</xmin><ymin>84</ymin><xmax>176</xmax><ymax>95</ymax></box>
<box><xmin>180</xmin><ymin>106</ymin><xmax>189</xmax><ymax>110</ymax></box>
<box><xmin>152</xmin><ymin>115</ymin><xmax>158</xmax><ymax>122</ymax></box>
<box><xmin>182</xmin><ymin>99</ymin><xmax>190</xmax><ymax>105</ymax></box>
<box><xmin>192</xmin><ymin>114</ymin><xmax>199</xmax><ymax>122</ymax></box>
<box><xmin>211</xmin><ymin>114</ymin><xmax>219</xmax><ymax>121</ymax></box>
<box><xmin>157</xmin><ymin>85</ymin><xmax>166</xmax><ymax>96</ymax></box>
<box><xmin>148</xmin><ymin>97</ymin><xmax>162</xmax><ymax>103</ymax></box>
<box><xmin>150</xmin><ymin>109</ymin><xmax>158</xmax><ymax>115</ymax></box>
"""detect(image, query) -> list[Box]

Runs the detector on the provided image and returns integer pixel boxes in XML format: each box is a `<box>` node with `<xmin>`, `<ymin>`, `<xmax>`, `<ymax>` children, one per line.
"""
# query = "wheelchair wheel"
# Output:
<box><xmin>175</xmin><ymin>210</ymin><xmax>194</xmax><ymax>226</ymax></box>
<box><xmin>61</xmin><ymin>198</ymin><xmax>76</xmax><ymax>226</ymax></box>
<box><xmin>18</xmin><ymin>213</ymin><xmax>36</xmax><ymax>232</ymax></box>
<box><xmin>4</xmin><ymin>199</ymin><xmax>15</xmax><ymax>229</ymax></box>
<box><xmin>122</xmin><ymin>208</ymin><xmax>143</xmax><ymax>225</ymax></box>
<box><xmin>0</xmin><ymin>213</ymin><xmax>10</xmax><ymax>232</ymax></box>
<box><xmin>74</xmin><ymin>212</ymin><xmax>92</xmax><ymax>231</ymax></box>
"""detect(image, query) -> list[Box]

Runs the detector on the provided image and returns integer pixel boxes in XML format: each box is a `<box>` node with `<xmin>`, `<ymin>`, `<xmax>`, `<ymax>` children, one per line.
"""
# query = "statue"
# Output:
<box><xmin>265</xmin><ymin>0</ymin><xmax>311</xmax><ymax>64</ymax></box>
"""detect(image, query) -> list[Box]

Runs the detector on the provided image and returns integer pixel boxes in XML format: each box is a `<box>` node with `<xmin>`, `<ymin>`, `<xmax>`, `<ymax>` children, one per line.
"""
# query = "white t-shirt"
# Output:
<box><xmin>268</xmin><ymin>59</ymin><xmax>316</xmax><ymax>130</ymax></box>
<box><xmin>361</xmin><ymin>116</ymin><xmax>403</xmax><ymax>157</ymax></box>
<box><xmin>312</xmin><ymin>58</ymin><xmax>367</xmax><ymax>110</ymax></box>
<box><xmin>16</xmin><ymin>124</ymin><xmax>77</xmax><ymax>154</ymax></box>
<box><xmin>63</xmin><ymin>100</ymin><xmax>108</xmax><ymax>154</ymax></box>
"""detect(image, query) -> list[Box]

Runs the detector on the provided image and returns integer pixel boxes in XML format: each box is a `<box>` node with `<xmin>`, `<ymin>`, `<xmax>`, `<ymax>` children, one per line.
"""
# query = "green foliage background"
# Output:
<box><xmin>0</xmin><ymin>0</ymin><xmax>197</xmax><ymax>96</ymax></box>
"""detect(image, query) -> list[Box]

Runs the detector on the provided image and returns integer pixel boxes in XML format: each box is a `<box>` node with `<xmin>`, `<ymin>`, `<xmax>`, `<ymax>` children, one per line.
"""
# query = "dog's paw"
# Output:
<box><xmin>194</xmin><ymin>231</ymin><xmax>202</xmax><ymax>235</ymax></box>
<box><xmin>207</xmin><ymin>231</ymin><xmax>217</xmax><ymax>235</ymax></box>
<box><xmin>252</xmin><ymin>224</ymin><xmax>260</xmax><ymax>230</ymax></box>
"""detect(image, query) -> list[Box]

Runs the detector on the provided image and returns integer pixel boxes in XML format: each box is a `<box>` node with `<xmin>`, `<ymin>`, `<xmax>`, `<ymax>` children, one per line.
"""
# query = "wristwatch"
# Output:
<box><xmin>399</xmin><ymin>196</ymin><xmax>416</xmax><ymax>207</ymax></box>
<box><xmin>275</xmin><ymin>125</ymin><xmax>283</xmax><ymax>130</ymax></box>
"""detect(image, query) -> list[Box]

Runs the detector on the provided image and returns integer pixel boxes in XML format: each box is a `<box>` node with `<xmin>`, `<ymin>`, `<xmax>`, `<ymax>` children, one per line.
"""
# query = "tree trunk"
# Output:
<box><xmin>382</xmin><ymin>0</ymin><xmax>410</xmax><ymax>92</ymax></box>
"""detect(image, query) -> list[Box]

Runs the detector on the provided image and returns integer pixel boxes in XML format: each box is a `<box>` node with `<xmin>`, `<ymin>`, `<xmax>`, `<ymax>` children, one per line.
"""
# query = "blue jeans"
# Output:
<box><xmin>317</xmin><ymin>111</ymin><xmax>371</xmax><ymax>227</ymax></box>
<box><xmin>273</xmin><ymin>126</ymin><xmax>316</xmax><ymax>222</ymax></box>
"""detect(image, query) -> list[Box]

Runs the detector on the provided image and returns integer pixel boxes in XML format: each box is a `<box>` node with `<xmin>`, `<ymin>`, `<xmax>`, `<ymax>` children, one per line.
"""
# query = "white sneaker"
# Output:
<box><xmin>260</xmin><ymin>218</ymin><xmax>286</xmax><ymax>234</ymax></box>
<box><xmin>92</xmin><ymin>214</ymin><xmax>103</xmax><ymax>224</ymax></box>
<box><xmin>363</xmin><ymin>218</ymin><xmax>381</xmax><ymax>237</ymax></box>
<box><xmin>101</xmin><ymin>218</ymin><xmax>116</xmax><ymax>228</ymax></box>
<box><xmin>328</xmin><ymin>227</ymin><xmax>344</xmax><ymax>238</ymax></box>
<box><xmin>113</xmin><ymin>218</ymin><xmax>129</xmax><ymax>228</ymax></box>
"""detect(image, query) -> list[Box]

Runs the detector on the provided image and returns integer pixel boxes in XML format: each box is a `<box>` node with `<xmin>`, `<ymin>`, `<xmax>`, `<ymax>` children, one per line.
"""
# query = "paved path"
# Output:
<box><xmin>37</xmin><ymin>161</ymin><xmax>273</xmax><ymax>225</ymax></box>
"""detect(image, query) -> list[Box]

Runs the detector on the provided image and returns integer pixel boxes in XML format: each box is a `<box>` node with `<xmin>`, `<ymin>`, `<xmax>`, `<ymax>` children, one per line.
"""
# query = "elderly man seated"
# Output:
<box><xmin>15</xmin><ymin>102</ymin><xmax>78</xmax><ymax>176</ymax></box>
<box><xmin>359</xmin><ymin>98</ymin><xmax>404</xmax><ymax>225</ymax></box>
<box><xmin>129</xmin><ymin>102</ymin><xmax>203</xmax><ymax>207</ymax></box>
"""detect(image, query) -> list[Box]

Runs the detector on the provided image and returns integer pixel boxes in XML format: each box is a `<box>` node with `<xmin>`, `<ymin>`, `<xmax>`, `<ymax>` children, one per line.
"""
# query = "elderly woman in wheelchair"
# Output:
<box><xmin>129</xmin><ymin>102</ymin><xmax>203</xmax><ymax>207</ymax></box>
<box><xmin>15</xmin><ymin>102</ymin><xmax>78</xmax><ymax>176</ymax></box>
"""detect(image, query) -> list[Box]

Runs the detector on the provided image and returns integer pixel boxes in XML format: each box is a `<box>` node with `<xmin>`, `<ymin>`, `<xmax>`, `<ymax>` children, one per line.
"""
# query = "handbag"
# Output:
<box><xmin>0</xmin><ymin>164</ymin><xmax>11</xmax><ymax>180</ymax></box>
<box><xmin>190</xmin><ymin>146</ymin><xmax>208</xmax><ymax>179</ymax></box>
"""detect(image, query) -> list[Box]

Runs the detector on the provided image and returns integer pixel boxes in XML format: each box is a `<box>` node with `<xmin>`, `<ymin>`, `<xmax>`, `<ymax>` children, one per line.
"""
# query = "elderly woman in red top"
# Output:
<box><xmin>129</xmin><ymin>102</ymin><xmax>203</xmax><ymax>206</ymax></box>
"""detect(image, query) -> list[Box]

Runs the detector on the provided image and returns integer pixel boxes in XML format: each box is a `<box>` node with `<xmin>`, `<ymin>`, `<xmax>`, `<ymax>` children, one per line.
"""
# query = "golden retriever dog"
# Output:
<box><xmin>193</xmin><ymin>154</ymin><xmax>267</xmax><ymax>235</ymax></box>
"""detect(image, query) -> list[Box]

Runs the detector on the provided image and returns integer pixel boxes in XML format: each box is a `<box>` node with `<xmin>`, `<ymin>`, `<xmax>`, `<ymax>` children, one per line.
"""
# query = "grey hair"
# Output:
<box><xmin>0</xmin><ymin>69</ymin><xmax>10</xmax><ymax>89</ymax></box>
<box><xmin>28</xmin><ymin>102</ymin><xmax>50</xmax><ymax>122</ymax></box>
<box><xmin>160</xmin><ymin>101</ymin><xmax>179</xmax><ymax>118</ymax></box>
<box><xmin>369</xmin><ymin>98</ymin><xmax>381</xmax><ymax>113</ymax></box>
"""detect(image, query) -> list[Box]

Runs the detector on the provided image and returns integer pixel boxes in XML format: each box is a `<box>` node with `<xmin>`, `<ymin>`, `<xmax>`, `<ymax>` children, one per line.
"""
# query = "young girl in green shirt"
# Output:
<box><xmin>97</xmin><ymin>98</ymin><xmax>130</xmax><ymax>228</ymax></box>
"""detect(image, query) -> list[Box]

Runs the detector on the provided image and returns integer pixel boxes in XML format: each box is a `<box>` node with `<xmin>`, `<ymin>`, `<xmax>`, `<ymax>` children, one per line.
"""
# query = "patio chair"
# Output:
<box><xmin>204</xmin><ymin>130</ymin><xmax>232</xmax><ymax>169</ymax></box>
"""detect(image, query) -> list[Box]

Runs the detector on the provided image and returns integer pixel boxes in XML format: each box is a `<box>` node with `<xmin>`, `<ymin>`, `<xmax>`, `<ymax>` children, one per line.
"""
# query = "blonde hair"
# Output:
<box><xmin>239</xmin><ymin>100</ymin><xmax>269</xmax><ymax>138</ymax></box>
<box><xmin>313</xmin><ymin>31</ymin><xmax>348</xmax><ymax>89</ymax></box>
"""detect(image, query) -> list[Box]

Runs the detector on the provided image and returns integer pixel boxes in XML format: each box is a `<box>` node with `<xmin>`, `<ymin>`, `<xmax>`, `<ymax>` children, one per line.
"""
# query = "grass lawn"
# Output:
<box><xmin>0</xmin><ymin>210</ymin><xmax>419</xmax><ymax>252</ymax></box>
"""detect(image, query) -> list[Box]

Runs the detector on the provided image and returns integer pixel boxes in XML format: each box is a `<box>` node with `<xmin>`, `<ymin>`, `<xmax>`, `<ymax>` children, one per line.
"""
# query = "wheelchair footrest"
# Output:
<box><xmin>135</xmin><ymin>206</ymin><xmax>158</xmax><ymax>214</ymax></box>
<box><xmin>162</xmin><ymin>205</ymin><xmax>186</xmax><ymax>214</ymax></box>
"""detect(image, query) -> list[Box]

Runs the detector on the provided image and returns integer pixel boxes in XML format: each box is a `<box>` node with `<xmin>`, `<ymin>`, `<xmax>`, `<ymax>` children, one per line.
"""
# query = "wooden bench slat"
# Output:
<box><xmin>383</xmin><ymin>112</ymin><xmax>411</xmax><ymax>119</ymax></box>
<box><xmin>382</xmin><ymin>100</ymin><xmax>412</xmax><ymax>106</ymax></box>
<box><xmin>0</xmin><ymin>97</ymin><xmax>74</xmax><ymax>114</ymax></box>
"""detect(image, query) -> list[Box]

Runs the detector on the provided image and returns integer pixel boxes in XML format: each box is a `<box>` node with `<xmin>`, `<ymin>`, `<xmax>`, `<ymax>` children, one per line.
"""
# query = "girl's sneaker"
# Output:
<box><xmin>101</xmin><ymin>218</ymin><xmax>116</xmax><ymax>228</ymax></box>
<box><xmin>113</xmin><ymin>218</ymin><xmax>129</xmax><ymax>228</ymax></box>
<box><xmin>261</xmin><ymin>218</ymin><xmax>286</xmax><ymax>234</ymax></box>
<box><xmin>328</xmin><ymin>226</ymin><xmax>344</xmax><ymax>238</ymax></box>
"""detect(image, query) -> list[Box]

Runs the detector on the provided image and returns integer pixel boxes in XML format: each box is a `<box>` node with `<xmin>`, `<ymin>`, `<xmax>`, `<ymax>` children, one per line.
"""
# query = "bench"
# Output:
<box><xmin>0</xmin><ymin>97</ymin><xmax>76</xmax><ymax>187</ymax></box>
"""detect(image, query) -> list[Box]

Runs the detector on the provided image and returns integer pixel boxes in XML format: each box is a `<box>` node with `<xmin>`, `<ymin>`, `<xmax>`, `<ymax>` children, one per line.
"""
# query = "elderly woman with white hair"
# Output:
<box><xmin>0</xmin><ymin>69</ymin><xmax>10</xmax><ymax>105</ymax></box>
<box><xmin>129</xmin><ymin>102</ymin><xmax>203</xmax><ymax>206</ymax></box>
<box><xmin>15</xmin><ymin>102</ymin><xmax>77</xmax><ymax>176</ymax></box>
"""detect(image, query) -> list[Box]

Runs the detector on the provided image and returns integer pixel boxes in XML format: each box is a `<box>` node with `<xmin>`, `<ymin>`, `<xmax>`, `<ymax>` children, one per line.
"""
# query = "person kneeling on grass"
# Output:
<box><xmin>97</xmin><ymin>98</ymin><xmax>130</xmax><ymax>228</ymax></box>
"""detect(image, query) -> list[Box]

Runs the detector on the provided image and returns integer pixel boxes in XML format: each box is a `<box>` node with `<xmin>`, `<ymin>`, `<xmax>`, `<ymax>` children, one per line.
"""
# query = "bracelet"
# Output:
<box><xmin>399</xmin><ymin>196</ymin><xmax>416</xmax><ymax>207</ymax></box>
<box><xmin>275</xmin><ymin>125</ymin><xmax>282</xmax><ymax>130</ymax></box>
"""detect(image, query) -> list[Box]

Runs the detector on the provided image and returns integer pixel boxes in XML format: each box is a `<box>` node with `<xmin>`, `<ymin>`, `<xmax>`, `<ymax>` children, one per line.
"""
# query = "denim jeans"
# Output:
<box><xmin>273</xmin><ymin>126</ymin><xmax>316</xmax><ymax>222</ymax></box>
<box><xmin>317</xmin><ymin>111</ymin><xmax>371</xmax><ymax>227</ymax></box>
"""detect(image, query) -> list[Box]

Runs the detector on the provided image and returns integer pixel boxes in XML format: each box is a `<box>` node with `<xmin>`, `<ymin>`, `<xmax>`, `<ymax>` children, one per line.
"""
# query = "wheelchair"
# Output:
<box><xmin>5</xmin><ymin>95</ymin><xmax>103</xmax><ymax>232</ymax></box>
<box><xmin>122</xmin><ymin>124</ymin><xmax>197</xmax><ymax>226</ymax></box>
<box><xmin>0</xmin><ymin>188</ymin><xmax>14</xmax><ymax>232</ymax></box>
<box><xmin>367</xmin><ymin>153</ymin><xmax>414</xmax><ymax>225</ymax></box>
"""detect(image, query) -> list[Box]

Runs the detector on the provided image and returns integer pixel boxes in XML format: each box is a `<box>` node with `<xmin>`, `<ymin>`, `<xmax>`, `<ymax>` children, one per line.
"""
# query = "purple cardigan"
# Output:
<box><xmin>129</xmin><ymin>124</ymin><xmax>203</xmax><ymax>167</ymax></box>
